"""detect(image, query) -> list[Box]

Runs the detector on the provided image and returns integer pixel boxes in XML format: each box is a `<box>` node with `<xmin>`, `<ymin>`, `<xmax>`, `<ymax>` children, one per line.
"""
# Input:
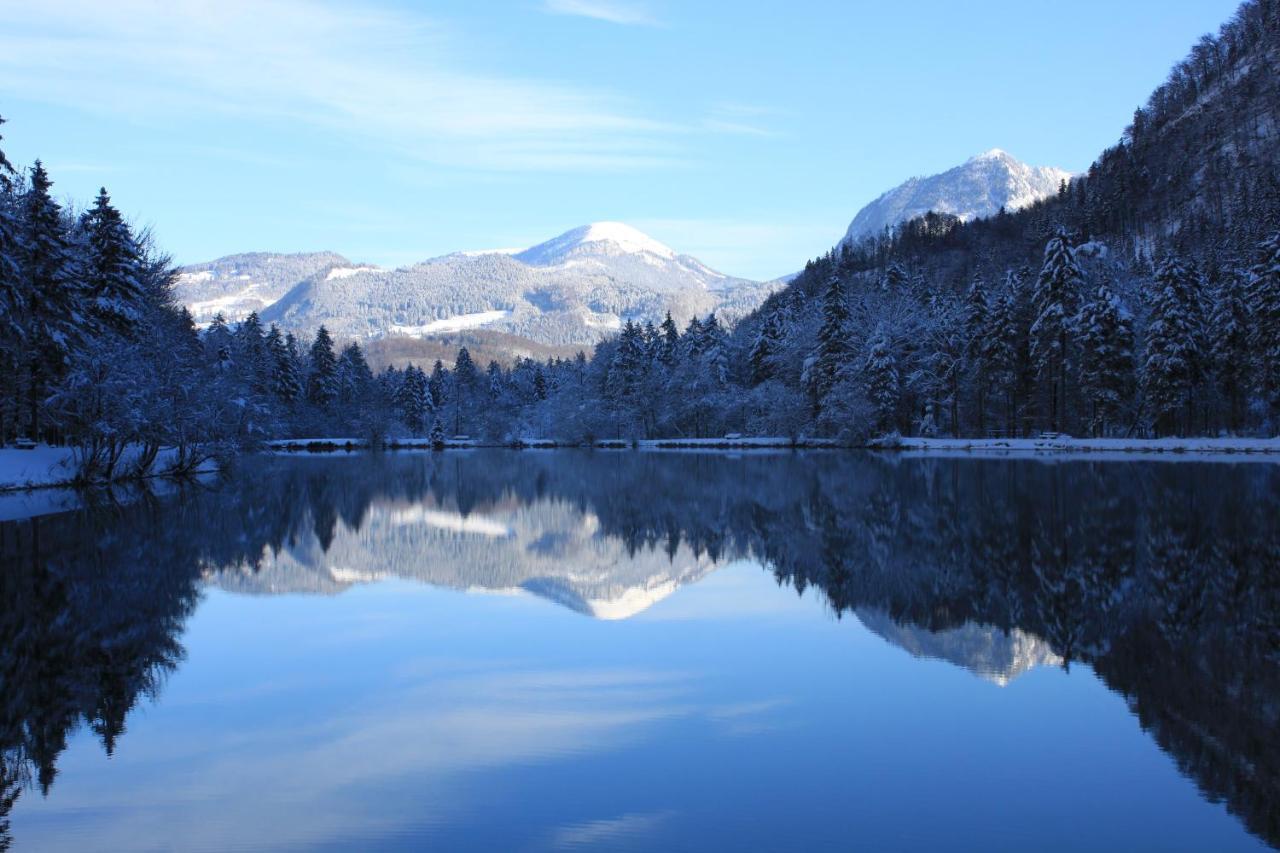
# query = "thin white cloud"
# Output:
<box><xmin>550</xmin><ymin>810</ymin><xmax>675</xmax><ymax>848</ymax></box>
<box><xmin>542</xmin><ymin>0</ymin><xmax>659</xmax><ymax>26</ymax></box>
<box><xmin>702</xmin><ymin>102</ymin><xmax>779</xmax><ymax>137</ymax></box>
<box><xmin>0</xmin><ymin>0</ymin><xmax>675</xmax><ymax>172</ymax></box>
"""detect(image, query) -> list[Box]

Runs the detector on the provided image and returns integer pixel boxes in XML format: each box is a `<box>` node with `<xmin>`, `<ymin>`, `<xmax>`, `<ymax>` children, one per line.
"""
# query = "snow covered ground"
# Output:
<box><xmin>0</xmin><ymin>445</ymin><xmax>217</xmax><ymax>493</ymax></box>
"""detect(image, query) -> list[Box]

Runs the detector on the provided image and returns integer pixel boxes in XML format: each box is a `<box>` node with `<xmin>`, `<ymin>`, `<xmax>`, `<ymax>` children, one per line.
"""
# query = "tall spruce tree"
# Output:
<box><xmin>864</xmin><ymin>323</ymin><xmax>899</xmax><ymax>435</ymax></box>
<box><xmin>1143</xmin><ymin>256</ymin><xmax>1201</xmax><ymax>435</ymax></box>
<box><xmin>21</xmin><ymin>161</ymin><xmax>84</xmax><ymax>439</ymax></box>
<box><xmin>307</xmin><ymin>326</ymin><xmax>338</xmax><ymax>408</ymax></box>
<box><xmin>80</xmin><ymin>188</ymin><xmax>144</xmax><ymax>337</ymax></box>
<box><xmin>267</xmin><ymin>324</ymin><xmax>302</xmax><ymax>403</ymax></box>
<box><xmin>1029</xmin><ymin>229</ymin><xmax>1082</xmax><ymax>432</ymax></box>
<box><xmin>1246</xmin><ymin>232</ymin><xmax>1280</xmax><ymax>425</ymax></box>
<box><xmin>1076</xmin><ymin>279</ymin><xmax>1134</xmax><ymax>436</ymax></box>
<box><xmin>338</xmin><ymin>342</ymin><xmax>373</xmax><ymax>404</ymax></box>
<box><xmin>0</xmin><ymin>115</ymin><xmax>22</xmax><ymax>354</ymax></box>
<box><xmin>813</xmin><ymin>273</ymin><xmax>851</xmax><ymax>413</ymax></box>
<box><xmin>1208</xmin><ymin>269</ymin><xmax>1250</xmax><ymax>432</ymax></box>
<box><xmin>749</xmin><ymin>304</ymin><xmax>785</xmax><ymax>385</ymax></box>
<box><xmin>983</xmin><ymin>283</ymin><xmax>1021</xmax><ymax>436</ymax></box>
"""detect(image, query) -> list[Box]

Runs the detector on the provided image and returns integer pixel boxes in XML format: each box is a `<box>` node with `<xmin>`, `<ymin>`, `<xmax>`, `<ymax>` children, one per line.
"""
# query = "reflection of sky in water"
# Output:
<box><xmin>14</xmin><ymin>564</ymin><xmax>1265</xmax><ymax>852</ymax></box>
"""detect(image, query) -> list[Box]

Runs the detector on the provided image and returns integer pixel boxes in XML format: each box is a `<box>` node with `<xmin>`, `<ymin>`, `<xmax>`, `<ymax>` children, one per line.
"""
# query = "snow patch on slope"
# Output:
<box><xmin>326</xmin><ymin>266</ymin><xmax>380</xmax><ymax>280</ymax></box>
<box><xmin>389</xmin><ymin>310</ymin><xmax>512</xmax><ymax>337</ymax></box>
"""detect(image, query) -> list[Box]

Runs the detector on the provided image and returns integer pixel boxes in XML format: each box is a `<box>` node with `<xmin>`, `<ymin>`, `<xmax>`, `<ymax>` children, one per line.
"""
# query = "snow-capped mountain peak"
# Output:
<box><xmin>842</xmin><ymin>150</ymin><xmax>1073</xmax><ymax>245</ymax></box>
<box><xmin>515</xmin><ymin>221</ymin><xmax>677</xmax><ymax>266</ymax></box>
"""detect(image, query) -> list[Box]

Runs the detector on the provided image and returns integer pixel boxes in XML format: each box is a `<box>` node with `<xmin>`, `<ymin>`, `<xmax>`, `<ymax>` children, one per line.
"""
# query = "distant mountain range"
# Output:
<box><xmin>842</xmin><ymin>149</ymin><xmax>1072</xmax><ymax>245</ymax></box>
<box><xmin>175</xmin><ymin>222</ymin><xmax>782</xmax><ymax>347</ymax></box>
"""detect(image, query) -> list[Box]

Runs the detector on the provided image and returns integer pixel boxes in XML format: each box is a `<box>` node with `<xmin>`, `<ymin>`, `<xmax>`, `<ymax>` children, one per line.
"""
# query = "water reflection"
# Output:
<box><xmin>1</xmin><ymin>450</ymin><xmax>1278</xmax><ymax>849</ymax></box>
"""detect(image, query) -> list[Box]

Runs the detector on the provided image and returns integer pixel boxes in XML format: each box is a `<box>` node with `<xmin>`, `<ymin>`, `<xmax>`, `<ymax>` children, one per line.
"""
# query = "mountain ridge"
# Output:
<box><xmin>174</xmin><ymin>222</ymin><xmax>781</xmax><ymax>348</ymax></box>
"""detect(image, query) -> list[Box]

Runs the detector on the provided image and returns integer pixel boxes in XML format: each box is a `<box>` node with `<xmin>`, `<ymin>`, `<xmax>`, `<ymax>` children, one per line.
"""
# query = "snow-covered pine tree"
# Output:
<box><xmin>394</xmin><ymin>365</ymin><xmax>427</xmax><ymax>434</ymax></box>
<box><xmin>429</xmin><ymin>360</ymin><xmax>447</xmax><ymax>410</ymax></box>
<box><xmin>0</xmin><ymin>115</ymin><xmax>23</xmax><ymax>358</ymax></box>
<box><xmin>749</xmin><ymin>303</ymin><xmax>785</xmax><ymax>385</ymax></box>
<box><xmin>701</xmin><ymin>313</ymin><xmax>729</xmax><ymax>387</ymax></box>
<box><xmin>1246</xmin><ymin>232</ymin><xmax>1280</xmax><ymax>426</ymax></box>
<box><xmin>306</xmin><ymin>326</ymin><xmax>338</xmax><ymax>408</ymax></box>
<box><xmin>267</xmin><ymin>324</ymin><xmax>302</xmax><ymax>403</ymax></box>
<box><xmin>964</xmin><ymin>272</ymin><xmax>990</xmax><ymax>430</ymax></box>
<box><xmin>658</xmin><ymin>311</ymin><xmax>680</xmax><ymax>366</ymax></box>
<box><xmin>338</xmin><ymin>342</ymin><xmax>373</xmax><ymax>404</ymax></box>
<box><xmin>486</xmin><ymin>360</ymin><xmax>504</xmax><ymax>400</ymax></box>
<box><xmin>1142</xmin><ymin>256</ymin><xmax>1201</xmax><ymax>435</ymax></box>
<box><xmin>234</xmin><ymin>311</ymin><xmax>269</xmax><ymax>393</ymax></box>
<box><xmin>80</xmin><ymin>188</ymin><xmax>144</xmax><ymax>337</ymax></box>
<box><xmin>21</xmin><ymin>161</ymin><xmax>85</xmax><ymax>439</ymax></box>
<box><xmin>1076</xmin><ymin>278</ymin><xmax>1134</xmax><ymax>436</ymax></box>
<box><xmin>610</xmin><ymin>320</ymin><xmax>646</xmax><ymax>399</ymax></box>
<box><xmin>1207</xmin><ymin>268</ymin><xmax>1250</xmax><ymax>432</ymax></box>
<box><xmin>205</xmin><ymin>313</ymin><xmax>233</xmax><ymax>372</ymax></box>
<box><xmin>864</xmin><ymin>323</ymin><xmax>899</xmax><ymax>435</ymax></box>
<box><xmin>533</xmin><ymin>364</ymin><xmax>547</xmax><ymax>401</ymax></box>
<box><xmin>1029</xmin><ymin>229</ymin><xmax>1082</xmax><ymax>432</ymax></box>
<box><xmin>429</xmin><ymin>415</ymin><xmax>445</xmax><ymax>449</ymax></box>
<box><xmin>813</xmin><ymin>273</ymin><xmax>852</xmax><ymax>414</ymax></box>
<box><xmin>982</xmin><ymin>282</ymin><xmax>1021</xmax><ymax>436</ymax></box>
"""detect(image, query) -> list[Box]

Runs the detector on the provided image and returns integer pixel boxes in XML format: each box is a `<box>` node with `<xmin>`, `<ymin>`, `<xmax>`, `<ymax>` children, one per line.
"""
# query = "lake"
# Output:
<box><xmin>1</xmin><ymin>450</ymin><xmax>1277</xmax><ymax>852</ymax></box>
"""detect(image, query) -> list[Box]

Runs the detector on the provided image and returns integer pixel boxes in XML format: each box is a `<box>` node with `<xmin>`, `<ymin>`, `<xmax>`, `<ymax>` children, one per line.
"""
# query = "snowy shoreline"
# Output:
<box><xmin>6</xmin><ymin>435</ymin><xmax>1280</xmax><ymax>501</ymax></box>
<box><xmin>0</xmin><ymin>446</ymin><xmax>219</xmax><ymax>495</ymax></box>
<box><xmin>263</xmin><ymin>435</ymin><xmax>1280</xmax><ymax>457</ymax></box>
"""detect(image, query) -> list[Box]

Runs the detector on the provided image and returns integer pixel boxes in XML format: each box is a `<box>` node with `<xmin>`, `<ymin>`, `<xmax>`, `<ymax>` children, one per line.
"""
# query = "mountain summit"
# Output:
<box><xmin>842</xmin><ymin>149</ymin><xmax>1072</xmax><ymax>245</ymax></box>
<box><xmin>515</xmin><ymin>222</ymin><xmax>678</xmax><ymax>265</ymax></box>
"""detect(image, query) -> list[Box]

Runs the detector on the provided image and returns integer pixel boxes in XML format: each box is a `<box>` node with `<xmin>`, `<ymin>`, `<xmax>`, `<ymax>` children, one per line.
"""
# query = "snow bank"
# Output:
<box><xmin>880</xmin><ymin>436</ymin><xmax>1280</xmax><ymax>459</ymax></box>
<box><xmin>0</xmin><ymin>445</ymin><xmax>218</xmax><ymax>493</ymax></box>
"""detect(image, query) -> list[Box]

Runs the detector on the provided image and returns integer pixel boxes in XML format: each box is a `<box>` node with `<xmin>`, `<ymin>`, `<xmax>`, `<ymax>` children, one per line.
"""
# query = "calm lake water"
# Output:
<box><xmin>1</xmin><ymin>450</ymin><xmax>1277</xmax><ymax>852</ymax></box>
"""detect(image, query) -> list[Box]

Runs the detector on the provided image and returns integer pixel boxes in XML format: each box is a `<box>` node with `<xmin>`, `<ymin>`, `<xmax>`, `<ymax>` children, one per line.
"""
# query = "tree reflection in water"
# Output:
<box><xmin>0</xmin><ymin>450</ymin><xmax>1277</xmax><ymax>849</ymax></box>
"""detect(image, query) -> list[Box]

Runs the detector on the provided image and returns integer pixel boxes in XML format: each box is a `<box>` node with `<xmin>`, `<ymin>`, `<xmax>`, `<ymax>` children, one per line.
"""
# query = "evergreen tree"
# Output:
<box><xmin>812</xmin><ymin>274</ymin><xmax>851</xmax><ymax>413</ymax></box>
<box><xmin>749</xmin><ymin>304</ymin><xmax>785</xmax><ymax>385</ymax></box>
<box><xmin>964</xmin><ymin>272</ymin><xmax>990</xmax><ymax>429</ymax></box>
<box><xmin>658</xmin><ymin>311</ymin><xmax>680</xmax><ymax>365</ymax></box>
<box><xmin>0</xmin><ymin>116</ymin><xmax>24</xmax><ymax>357</ymax></box>
<box><xmin>1029</xmin><ymin>229</ymin><xmax>1082</xmax><ymax>432</ymax></box>
<box><xmin>20</xmin><ymin>161</ymin><xmax>84</xmax><ymax>439</ymax></box>
<box><xmin>80</xmin><ymin>188</ymin><xmax>143</xmax><ymax>336</ymax></box>
<box><xmin>337</xmin><ymin>342</ymin><xmax>373</xmax><ymax>404</ymax></box>
<box><xmin>234</xmin><ymin>311</ymin><xmax>269</xmax><ymax>392</ymax></box>
<box><xmin>306</xmin><ymin>326</ymin><xmax>338</xmax><ymax>408</ymax></box>
<box><xmin>864</xmin><ymin>323</ymin><xmax>899</xmax><ymax>435</ymax></box>
<box><xmin>429</xmin><ymin>360</ymin><xmax>447</xmax><ymax>410</ymax></box>
<box><xmin>1246</xmin><ymin>232</ymin><xmax>1280</xmax><ymax>424</ymax></box>
<box><xmin>1208</xmin><ymin>269</ymin><xmax>1250</xmax><ymax>432</ymax></box>
<box><xmin>983</xmin><ymin>283</ymin><xmax>1021</xmax><ymax>435</ymax></box>
<box><xmin>1143</xmin><ymin>256</ymin><xmax>1201</xmax><ymax>435</ymax></box>
<box><xmin>395</xmin><ymin>365</ymin><xmax>430</xmax><ymax>434</ymax></box>
<box><xmin>205</xmin><ymin>313</ymin><xmax>233</xmax><ymax>371</ymax></box>
<box><xmin>429</xmin><ymin>415</ymin><xmax>445</xmax><ymax>449</ymax></box>
<box><xmin>1076</xmin><ymin>279</ymin><xmax>1134</xmax><ymax>436</ymax></box>
<box><xmin>267</xmin><ymin>324</ymin><xmax>302</xmax><ymax>403</ymax></box>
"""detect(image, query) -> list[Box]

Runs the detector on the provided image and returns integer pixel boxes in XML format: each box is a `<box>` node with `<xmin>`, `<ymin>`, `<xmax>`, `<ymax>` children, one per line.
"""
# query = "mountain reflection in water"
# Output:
<box><xmin>1</xmin><ymin>450</ymin><xmax>1278</xmax><ymax>850</ymax></box>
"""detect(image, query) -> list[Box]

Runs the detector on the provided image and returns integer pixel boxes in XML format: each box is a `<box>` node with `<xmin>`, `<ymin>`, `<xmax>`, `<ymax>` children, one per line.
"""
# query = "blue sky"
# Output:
<box><xmin>0</xmin><ymin>0</ymin><xmax>1242</xmax><ymax>280</ymax></box>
